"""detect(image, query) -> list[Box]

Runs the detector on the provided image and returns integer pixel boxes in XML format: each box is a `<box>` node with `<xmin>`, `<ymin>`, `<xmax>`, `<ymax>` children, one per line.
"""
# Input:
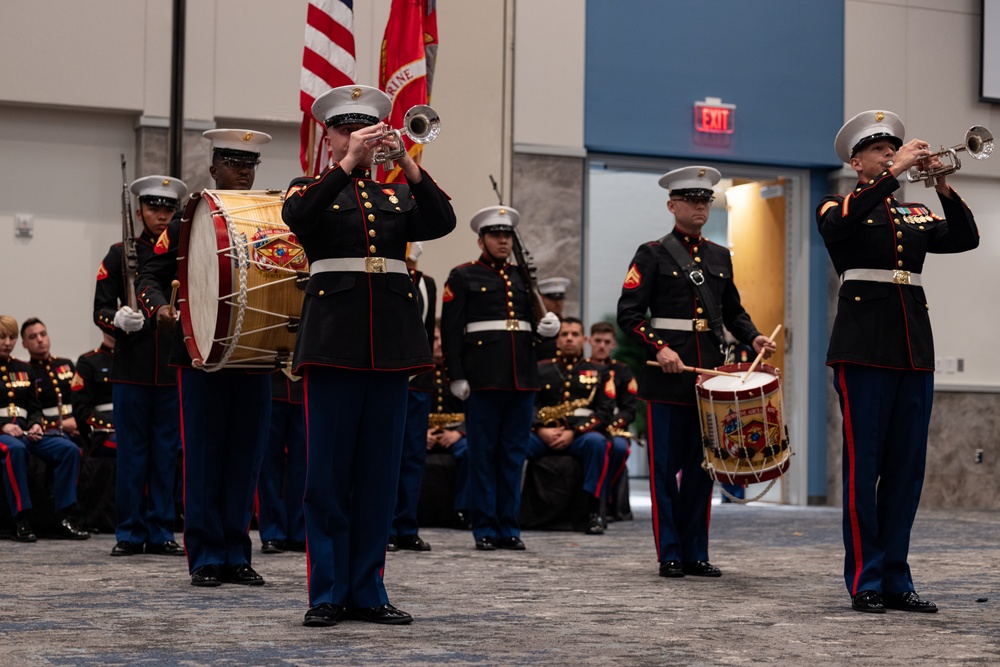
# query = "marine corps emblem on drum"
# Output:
<box><xmin>250</xmin><ymin>228</ymin><xmax>307</xmax><ymax>273</ymax></box>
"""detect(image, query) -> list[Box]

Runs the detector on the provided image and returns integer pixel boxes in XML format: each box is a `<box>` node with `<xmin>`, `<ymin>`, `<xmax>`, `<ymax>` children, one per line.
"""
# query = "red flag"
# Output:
<box><xmin>300</xmin><ymin>0</ymin><xmax>356</xmax><ymax>176</ymax></box>
<box><xmin>378</xmin><ymin>0</ymin><xmax>435</xmax><ymax>183</ymax></box>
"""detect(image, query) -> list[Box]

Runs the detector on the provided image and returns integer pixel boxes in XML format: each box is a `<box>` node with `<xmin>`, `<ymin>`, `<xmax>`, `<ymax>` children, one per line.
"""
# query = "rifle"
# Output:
<box><xmin>488</xmin><ymin>175</ymin><xmax>547</xmax><ymax>320</ymax></box>
<box><xmin>120</xmin><ymin>154</ymin><xmax>138</xmax><ymax>310</ymax></box>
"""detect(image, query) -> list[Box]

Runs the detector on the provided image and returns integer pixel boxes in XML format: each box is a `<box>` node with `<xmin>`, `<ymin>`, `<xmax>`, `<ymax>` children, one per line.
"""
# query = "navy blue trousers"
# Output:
<box><xmin>303</xmin><ymin>367</ymin><xmax>408</xmax><ymax>608</ymax></box>
<box><xmin>525</xmin><ymin>430</ymin><xmax>611</xmax><ymax>498</ymax></box>
<box><xmin>433</xmin><ymin>436</ymin><xmax>470</xmax><ymax>511</ymax></box>
<box><xmin>178</xmin><ymin>368</ymin><xmax>270</xmax><ymax>572</ymax></box>
<box><xmin>607</xmin><ymin>435</ymin><xmax>631</xmax><ymax>501</ymax></box>
<box><xmin>833</xmin><ymin>363</ymin><xmax>933</xmax><ymax>596</ymax></box>
<box><xmin>257</xmin><ymin>399</ymin><xmax>307</xmax><ymax>545</ymax></box>
<box><xmin>112</xmin><ymin>383</ymin><xmax>180</xmax><ymax>545</ymax></box>
<box><xmin>464</xmin><ymin>390</ymin><xmax>535</xmax><ymax>541</ymax></box>
<box><xmin>0</xmin><ymin>432</ymin><xmax>80</xmax><ymax>516</ymax></box>
<box><xmin>646</xmin><ymin>402</ymin><xmax>714</xmax><ymax>563</ymax></box>
<box><xmin>392</xmin><ymin>390</ymin><xmax>431</xmax><ymax>538</ymax></box>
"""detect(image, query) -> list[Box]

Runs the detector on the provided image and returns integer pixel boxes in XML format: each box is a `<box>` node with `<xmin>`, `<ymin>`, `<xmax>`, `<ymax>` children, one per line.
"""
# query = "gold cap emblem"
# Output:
<box><xmin>243</xmin><ymin>131</ymin><xmax>254</xmax><ymax>142</ymax></box>
<box><xmin>498</xmin><ymin>208</ymin><xmax>506</xmax><ymax>215</ymax></box>
<box><xmin>698</xmin><ymin>168</ymin><xmax>706</xmax><ymax>177</ymax></box>
<box><xmin>875</xmin><ymin>111</ymin><xmax>885</xmax><ymax>122</ymax></box>
<box><xmin>162</xmin><ymin>179</ymin><xmax>171</xmax><ymax>186</ymax></box>
<box><xmin>351</xmin><ymin>87</ymin><xmax>363</xmax><ymax>100</ymax></box>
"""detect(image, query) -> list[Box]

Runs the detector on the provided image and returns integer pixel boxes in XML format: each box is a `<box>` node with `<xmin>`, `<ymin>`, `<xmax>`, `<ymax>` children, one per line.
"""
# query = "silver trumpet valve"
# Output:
<box><xmin>906</xmin><ymin>125</ymin><xmax>993</xmax><ymax>187</ymax></box>
<box><xmin>368</xmin><ymin>104</ymin><xmax>441</xmax><ymax>171</ymax></box>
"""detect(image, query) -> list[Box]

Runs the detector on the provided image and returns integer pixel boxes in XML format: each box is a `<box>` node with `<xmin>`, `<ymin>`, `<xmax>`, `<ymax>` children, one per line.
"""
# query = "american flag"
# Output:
<box><xmin>299</xmin><ymin>0</ymin><xmax>356</xmax><ymax>175</ymax></box>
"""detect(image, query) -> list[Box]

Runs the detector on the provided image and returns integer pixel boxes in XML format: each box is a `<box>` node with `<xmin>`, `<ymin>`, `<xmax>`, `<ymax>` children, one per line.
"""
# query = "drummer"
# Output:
<box><xmin>616</xmin><ymin>165</ymin><xmax>775</xmax><ymax>579</ymax></box>
<box><xmin>136</xmin><ymin>129</ymin><xmax>275</xmax><ymax>588</ymax></box>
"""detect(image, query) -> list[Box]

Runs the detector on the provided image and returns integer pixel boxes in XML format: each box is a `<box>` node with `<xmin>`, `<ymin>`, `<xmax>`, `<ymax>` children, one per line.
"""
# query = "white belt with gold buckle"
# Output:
<box><xmin>651</xmin><ymin>317</ymin><xmax>710</xmax><ymax>332</ymax></box>
<box><xmin>42</xmin><ymin>405</ymin><xmax>72</xmax><ymax>417</ymax></box>
<box><xmin>841</xmin><ymin>268</ymin><xmax>922</xmax><ymax>286</ymax></box>
<box><xmin>5</xmin><ymin>405</ymin><xmax>27</xmax><ymax>420</ymax></box>
<box><xmin>465</xmin><ymin>319</ymin><xmax>532</xmax><ymax>334</ymax></box>
<box><xmin>310</xmin><ymin>257</ymin><xmax>407</xmax><ymax>275</ymax></box>
<box><xmin>571</xmin><ymin>408</ymin><xmax>594</xmax><ymax>417</ymax></box>
<box><xmin>95</xmin><ymin>403</ymin><xmax>114</xmax><ymax>412</ymax></box>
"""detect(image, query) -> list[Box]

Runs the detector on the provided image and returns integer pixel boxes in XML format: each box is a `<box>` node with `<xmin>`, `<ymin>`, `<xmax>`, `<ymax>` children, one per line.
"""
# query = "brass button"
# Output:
<box><xmin>897</xmin><ymin>260</ymin><xmax>904</xmax><ymax>267</ymax></box>
<box><xmin>358</xmin><ymin>181</ymin><xmax>365</xmax><ymax>188</ymax></box>
<box><xmin>507</xmin><ymin>291</ymin><xmax>513</xmax><ymax>297</ymax></box>
<box><xmin>867</xmin><ymin>219</ymin><xmax>873</xmax><ymax>224</ymax></box>
<box><xmin>897</xmin><ymin>245</ymin><xmax>903</xmax><ymax>252</ymax></box>
<box><xmin>333</xmin><ymin>204</ymin><xmax>340</xmax><ymax>210</ymax></box>
<box><xmin>696</xmin><ymin>307</ymin><xmax>704</xmax><ymax>314</ymax></box>
<box><xmin>407</xmin><ymin>292</ymin><xmax>412</xmax><ymax>298</ymax></box>
<box><xmin>368</xmin><ymin>214</ymin><xmax>375</xmax><ymax>222</ymax></box>
<box><xmin>854</xmin><ymin>296</ymin><xmax>861</xmax><ymax>302</ymax></box>
<box><xmin>369</xmin><ymin>229</ymin><xmax>376</xmax><ymax>237</ymax></box>
<box><xmin>369</xmin><ymin>245</ymin><xmax>377</xmax><ymax>253</ymax></box>
<box><xmin>481</xmin><ymin>287</ymin><xmax>487</xmax><ymax>292</ymax></box>
<box><xmin>364</xmin><ymin>202</ymin><xmax>373</xmax><ymax>209</ymax></box>
<box><xmin>477</xmin><ymin>341</ymin><xmax>482</xmax><ymax>346</ymax></box>
<box><xmin>319</xmin><ymin>290</ymin><xmax>325</xmax><ymax>296</ymax></box>
<box><xmin>361</xmin><ymin>192</ymin><xmax>369</xmax><ymax>199</ymax></box>
<box><xmin>672</xmin><ymin>271</ymin><xmax>678</xmax><ymax>276</ymax></box>
<box><xmin>896</xmin><ymin>231</ymin><xmax>902</xmax><ymax>238</ymax></box>
<box><xmin>890</xmin><ymin>208</ymin><xmax>896</xmax><ymax>213</ymax></box>
<box><xmin>694</xmin><ymin>257</ymin><xmax>701</xmax><ymax>263</ymax></box>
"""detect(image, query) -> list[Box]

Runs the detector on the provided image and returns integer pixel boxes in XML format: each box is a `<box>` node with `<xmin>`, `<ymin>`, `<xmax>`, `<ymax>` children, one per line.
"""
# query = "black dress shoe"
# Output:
<box><xmin>146</xmin><ymin>540</ymin><xmax>185</xmax><ymax>556</ymax></box>
<box><xmin>683</xmin><ymin>561</ymin><xmax>722</xmax><ymax>577</ymax></box>
<box><xmin>191</xmin><ymin>564</ymin><xmax>222</xmax><ymax>587</ymax></box>
<box><xmin>284</xmin><ymin>541</ymin><xmax>307</xmax><ymax>552</ymax></box>
<box><xmin>851</xmin><ymin>590</ymin><xmax>885</xmax><ymax>613</ymax></box>
<box><xmin>386</xmin><ymin>535</ymin><xmax>399</xmax><ymax>552</ymax></box>
<box><xmin>303</xmin><ymin>603</ymin><xmax>347</xmax><ymax>627</ymax></box>
<box><xmin>396</xmin><ymin>534</ymin><xmax>432</xmax><ymax>551</ymax></box>
<box><xmin>260</xmin><ymin>540</ymin><xmax>285</xmax><ymax>554</ymax></box>
<box><xmin>659</xmin><ymin>560</ymin><xmax>684</xmax><ymax>578</ymax></box>
<box><xmin>54</xmin><ymin>518</ymin><xmax>90</xmax><ymax>540</ymax></box>
<box><xmin>497</xmin><ymin>536</ymin><xmax>526</xmax><ymax>550</ymax></box>
<box><xmin>221</xmin><ymin>563</ymin><xmax>265</xmax><ymax>586</ymax></box>
<box><xmin>111</xmin><ymin>541</ymin><xmax>141</xmax><ymax>556</ymax></box>
<box><xmin>347</xmin><ymin>603</ymin><xmax>413</xmax><ymax>625</ymax></box>
<box><xmin>585</xmin><ymin>513</ymin><xmax>605</xmax><ymax>535</ymax></box>
<box><xmin>14</xmin><ymin>517</ymin><xmax>37</xmax><ymax>543</ymax></box>
<box><xmin>884</xmin><ymin>591</ymin><xmax>937</xmax><ymax>613</ymax></box>
<box><xmin>475</xmin><ymin>536</ymin><xmax>497</xmax><ymax>551</ymax></box>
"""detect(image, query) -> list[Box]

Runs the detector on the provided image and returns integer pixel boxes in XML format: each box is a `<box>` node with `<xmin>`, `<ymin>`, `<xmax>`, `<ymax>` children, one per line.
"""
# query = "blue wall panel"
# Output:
<box><xmin>585</xmin><ymin>0</ymin><xmax>844</xmax><ymax>169</ymax></box>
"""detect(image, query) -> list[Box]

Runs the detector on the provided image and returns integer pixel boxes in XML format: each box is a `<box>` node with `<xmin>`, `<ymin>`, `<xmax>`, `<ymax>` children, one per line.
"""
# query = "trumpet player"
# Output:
<box><xmin>818</xmin><ymin>110</ymin><xmax>980</xmax><ymax>615</ymax></box>
<box><xmin>526</xmin><ymin>318</ymin><xmax>614</xmax><ymax>535</ymax></box>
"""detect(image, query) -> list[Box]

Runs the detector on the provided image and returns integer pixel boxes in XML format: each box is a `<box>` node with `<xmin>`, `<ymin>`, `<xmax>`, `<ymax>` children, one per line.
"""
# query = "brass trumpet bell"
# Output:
<box><xmin>907</xmin><ymin>125</ymin><xmax>993</xmax><ymax>186</ymax></box>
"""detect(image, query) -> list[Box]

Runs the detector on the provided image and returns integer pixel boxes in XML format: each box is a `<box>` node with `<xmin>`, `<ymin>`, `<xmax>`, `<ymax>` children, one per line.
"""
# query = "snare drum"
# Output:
<box><xmin>178</xmin><ymin>190</ymin><xmax>308</xmax><ymax>371</ymax></box>
<box><xmin>695</xmin><ymin>362</ymin><xmax>791</xmax><ymax>485</ymax></box>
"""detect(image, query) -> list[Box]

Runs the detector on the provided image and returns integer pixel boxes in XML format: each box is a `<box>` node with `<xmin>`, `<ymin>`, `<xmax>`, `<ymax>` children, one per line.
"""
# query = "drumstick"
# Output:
<box><xmin>645</xmin><ymin>361</ymin><xmax>740</xmax><ymax>378</ymax></box>
<box><xmin>741</xmin><ymin>324</ymin><xmax>782</xmax><ymax>383</ymax></box>
<box><xmin>168</xmin><ymin>280</ymin><xmax>180</xmax><ymax>312</ymax></box>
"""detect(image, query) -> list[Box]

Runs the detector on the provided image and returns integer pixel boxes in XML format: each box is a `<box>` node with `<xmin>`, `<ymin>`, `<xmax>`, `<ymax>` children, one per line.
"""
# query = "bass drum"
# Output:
<box><xmin>178</xmin><ymin>189</ymin><xmax>307</xmax><ymax>371</ymax></box>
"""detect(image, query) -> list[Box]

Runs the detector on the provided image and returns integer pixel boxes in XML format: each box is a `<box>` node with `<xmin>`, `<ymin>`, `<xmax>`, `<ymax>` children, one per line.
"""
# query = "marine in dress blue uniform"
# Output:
<box><xmin>0</xmin><ymin>316</ymin><xmax>88</xmax><ymax>541</ymax></box>
<box><xmin>95</xmin><ymin>175</ymin><xmax>187</xmax><ymax>557</ymax></box>
<box><xmin>256</xmin><ymin>370</ymin><xmax>306</xmax><ymax>554</ymax></box>
<box><xmin>441</xmin><ymin>206</ymin><xmax>561</xmax><ymax>551</ymax></box>
<box><xmin>818</xmin><ymin>110</ymin><xmax>979</xmax><ymax>614</ymax></box>
<box><xmin>535</xmin><ymin>276</ymin><xmax>570</xmax><ymax>361</ymax></box>
<box><xmin>390</xmin><ymin>242</ymin><xmax>438</xmax><ymax>552</ymax></box>
<box><xmin>284</xmin><ymin>85</ymin><xmax>456</xmax><ymax>628</ymax></box>
<box><xmin>136</xmin><ymin>130</ymin><xmax>274</xmax><ymax>587</ymax></box>
<box><xmin>617</xmin><ymin>166</ymin><xmax>774</xmax><ymax>578</ymax></box>
<box><xmin>526</xmin><ymin>317</ymin><xmax>613</xmax><ymax>534</ymax></box>
<box><xmin>425</xmin><ymin>328</ymin><xmax>471</xmax><ymax>526</ymax></box>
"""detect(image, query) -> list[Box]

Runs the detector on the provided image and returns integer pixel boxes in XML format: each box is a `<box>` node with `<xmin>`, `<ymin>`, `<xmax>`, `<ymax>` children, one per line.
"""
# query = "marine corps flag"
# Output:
<box><xmin>378</xmin><ymin>0</ymin><xmax>438</xmax><ymax>183</ymax></box>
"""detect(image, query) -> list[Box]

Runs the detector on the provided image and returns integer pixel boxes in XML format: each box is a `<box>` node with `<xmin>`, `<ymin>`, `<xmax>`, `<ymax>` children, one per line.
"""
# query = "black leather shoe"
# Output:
<box><xmin>683</xmin><ymin>561</ymin><xmax>721</xmax><ymax>577</ymax></box>
<box><xmin>260</xmin><ymin>540</ymin><xmax>285</xmax><ymax>554</ymax></box>
<box><xmin>221</xmin><ymin>563</ymin><xmax>265</xmax><ymax>586</ymax></box>
<box><xmin>14</xmin><ymin>517</ymin><xmax>37</xmax><ymax>543</ymax></box>
<box><xmin>585</xmin><ymin>513</ymin><xmax>605</xmax><ymax>535</ymax></box>
<box><xmin>146</xmin><ymin>540</ymin><xmax>185</xmax><ymax>556</ymax></box>
<box><xmin>396</xmin><ymin>534</ymin><xmax>432</xmax><ymax>551</ymax></box>
<box><xmin>303</xmin><ymin>603</ymin><xmax>347</xmax><ymax>627</ymax></box>
<box><xmin>884</xmin><ymin>591</ymin><xmax>937</xmax><ymax>613</ymax></box>
<box><xmin>54</xmin><ymin>518</ymin><xmax>90</xmax><ymax>540</ymax></box>
<box><xmin>497</xmin><ymin>536</ymin><xmax>526</xmax><ymax>550</ymax></box>
<box><xmin>111</xmin><ymin>541</ymin><xmax>141</xmax><ymax>556</ymax></box>
<box><xmin>284</xmin><ymin>541</ymin><xmax>307</xmax><ymax>552</ymax></box>
<box><xmin>851</xmin><ymin>590</ymin><xmax>886</xmax><ymax>613</ymax></box>
<box><xmin>659</xmin><ymin>560</ymin><xmax>684</xmax><ymax>578</ymax></box>
<box><xmin>347</xmin><ymin>603</ymin><xmax>413</xmax><ymax>625</ymax></box>
<box><xmin>386</xmin><ymin>535</ymin><xmax>399</xmax><ymax>552</ymax></box>
<box><xmin>191</xmin><ymin>564</ymin><xmax>222</xmax><ymax>587</ymax></box>
<box><xmin>475</xmin><ymin>536</ymin><xmax>497</xmax><ymax>551</ymax></box>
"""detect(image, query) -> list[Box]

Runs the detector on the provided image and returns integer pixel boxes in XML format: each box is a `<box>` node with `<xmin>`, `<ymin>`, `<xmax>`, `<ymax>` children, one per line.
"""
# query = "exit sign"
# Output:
<box><xmin>694</xmin><ymin>97</ymin><xmax>736</xmax><ymax>134</ymax></box>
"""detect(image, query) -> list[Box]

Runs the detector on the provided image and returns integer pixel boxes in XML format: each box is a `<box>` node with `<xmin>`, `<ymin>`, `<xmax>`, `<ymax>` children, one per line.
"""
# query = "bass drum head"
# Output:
<box><xmin>180</xmin><ymin>193</ymin><xmax>229</xmax><ymax>366</ymax></box>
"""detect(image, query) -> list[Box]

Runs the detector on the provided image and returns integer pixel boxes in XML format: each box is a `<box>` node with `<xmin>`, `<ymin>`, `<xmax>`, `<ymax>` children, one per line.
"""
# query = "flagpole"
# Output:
<box><xmin>306</xmin><ymin>119</ymin><xmax>315</xmax><ymax>176</ymax></box>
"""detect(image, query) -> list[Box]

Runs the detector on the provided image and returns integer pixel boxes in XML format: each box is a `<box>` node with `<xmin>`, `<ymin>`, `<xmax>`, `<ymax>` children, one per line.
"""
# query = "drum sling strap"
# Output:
<box><xmin>658</xmin><ymin>233</ymin><xmax>730</xmax><ymax>356</ymax></box>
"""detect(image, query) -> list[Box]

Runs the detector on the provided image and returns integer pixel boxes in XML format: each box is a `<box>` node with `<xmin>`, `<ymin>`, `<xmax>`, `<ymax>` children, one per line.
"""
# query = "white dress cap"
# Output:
<box><xmin>202</xmin><ymin>129</ymin><xmax>272</xmax><ymax>154</ymax></box>
<box><xmin>312</xmin><ymin>85</ymin><xmax>393</xmax><ymax>126</ymax></box>
<box><xmin>470</xmin><ymin>205</ymin><xmax>520</xmax><ymax>234</ymax></box>
<box><xmin>538</xmin><ymin>277</ymin><xmax>571</xmax><ymax>297</ymax></box>
<box><xmin>129</xmin><ymin>175</ymin><xmax>188</xmax><ymax>206</ymax></box>
<box><xmin>658</xmin><ymin>166</ymin><xmax>722</xmax><ymax>192</ymax></box>
<box><xmin>834</xmin><ymin>110</ymin><xmax>904</xmax><ymax>164</ymax></box>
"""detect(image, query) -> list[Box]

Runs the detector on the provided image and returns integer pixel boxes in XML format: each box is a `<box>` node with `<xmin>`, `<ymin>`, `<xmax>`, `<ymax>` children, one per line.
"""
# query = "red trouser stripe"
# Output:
<box><xmin>1</xmin><ymin>442</ymin><xmax>25</xmax><ymax>513</ymax></box>
<box><xmin>645</xmin><ymin>403</ymin><xmax>661</xmax><ymax>559</ymax></box>
<box><xmin>837</xmin><ymin>364</ymin><xmax>865</xmax><ymax>595</ymax></box>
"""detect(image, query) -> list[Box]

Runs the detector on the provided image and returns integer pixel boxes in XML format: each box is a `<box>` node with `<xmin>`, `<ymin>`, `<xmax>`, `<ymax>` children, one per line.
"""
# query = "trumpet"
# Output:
<box><xmin>365</xmin><ymin>104</ymin><xmax>441</xmax><ymax>170</ymax></box>
<box><xmin>906</xmin><ymin>125</ymin><xmax>993</xmax><ymax>186</ymax></box>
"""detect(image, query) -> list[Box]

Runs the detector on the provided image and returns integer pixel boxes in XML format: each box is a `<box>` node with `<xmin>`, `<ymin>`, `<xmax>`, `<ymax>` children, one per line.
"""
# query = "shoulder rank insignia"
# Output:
<box><xmin>70</xmin><ymin>373</ymin><xmax>85</xmax><ymax>392</ymax></box>
<box><xmin>442</xmin><ymin>283</ymin><xmax>454</xmax><ymax>303</ymax></box>
<box><xmin>627</xmin><ymin>377</ymin><xmax>638</xmax><ymax>394</ymax></box>
<box><xmin>96</xmin><ymin>262</ymin><xmax>109</xmax><ymax>281</ymax></box>
<box><xmin>154</xmin><ymin>230</ymin><xmax>171</xmax><ymax>254</ymax></box>
<box><xmin>604</xmin><ymin>377</ymin><xmax>616</xmax><ymax>399</ymax></box>
<box><xmin>623</xmin><ymin>264</ymin><xmax>642</xmax><ymax>290</ymax></box>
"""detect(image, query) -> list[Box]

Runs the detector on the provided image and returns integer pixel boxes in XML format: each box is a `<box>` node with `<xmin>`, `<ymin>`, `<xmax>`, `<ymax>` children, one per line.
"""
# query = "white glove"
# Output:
<box><xmin>113</xmin><ymin>306</ymin><xmax>145</xmax><ymax>333</ymax></box>
<box><xmin>536</xmin><ymin>311</ymin><xmax>560</xmax><ymax>338</ymax></box>
<box><xmin>450</xmin><ymin>380</ymin><xmax>470</xmax><ymax>401</ymax></box>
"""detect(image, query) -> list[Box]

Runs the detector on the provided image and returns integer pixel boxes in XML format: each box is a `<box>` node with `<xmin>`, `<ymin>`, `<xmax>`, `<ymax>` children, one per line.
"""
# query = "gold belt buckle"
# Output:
<box><xmin>694</xmin><ymin>319</ymin><xmax>709</xmax><ymax>332</ymax></box>
<box><xmin>892</xmin><ymin>270</ymin><xmax>911</xmax><ymax>285</ymax></box>
<box><xmin>61</xmin><ymin>404</ymin><xmax>72</xmax><ymax>416</ymax></box>
<box><xmin>505</xmin><ymin>318</ymin><xmax>520</xmax><ymax>331</ymax></box>
<box><xmin>7</xmin><ymin>404</ymin><xmax>18</xmax><ymax>419</ymax></box>
<box><xmin>366</xmin><ymin>257</ymin><xmax>386</xmax><ymax>274</ymax></box>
